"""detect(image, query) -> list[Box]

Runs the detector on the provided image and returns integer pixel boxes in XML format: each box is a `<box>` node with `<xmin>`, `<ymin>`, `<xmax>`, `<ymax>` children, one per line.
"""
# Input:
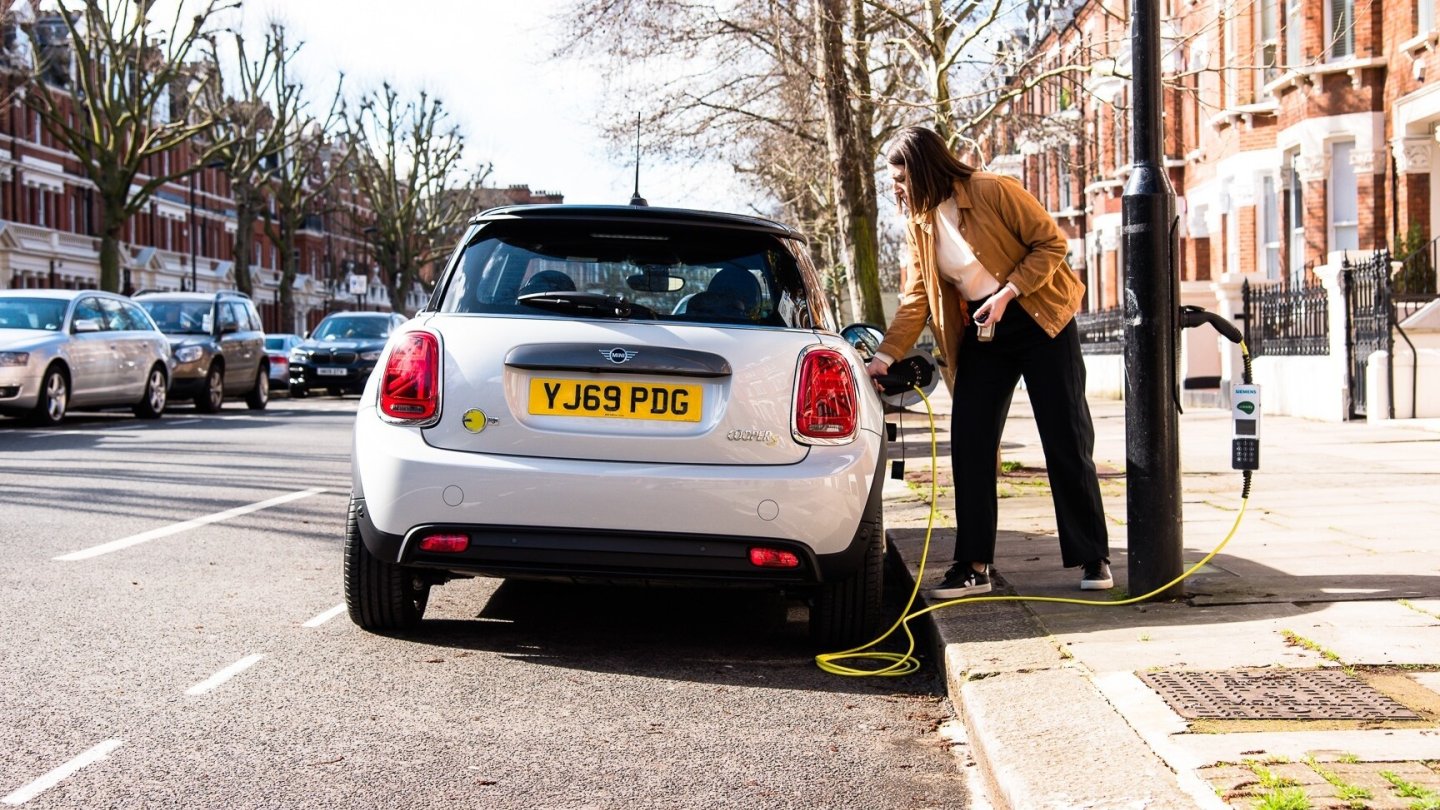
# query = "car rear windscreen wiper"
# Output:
<box><xmin>516</xmin><ymin>291</ymin><xmax>657</xmax><ymax>319</ymax></box>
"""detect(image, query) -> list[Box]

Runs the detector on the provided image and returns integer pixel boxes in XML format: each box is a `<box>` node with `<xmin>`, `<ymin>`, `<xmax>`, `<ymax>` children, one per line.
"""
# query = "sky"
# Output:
<box><xmin>234</xmin><ymin>0</ymin><xmax>746</xmax><ymax>212</ymax></box>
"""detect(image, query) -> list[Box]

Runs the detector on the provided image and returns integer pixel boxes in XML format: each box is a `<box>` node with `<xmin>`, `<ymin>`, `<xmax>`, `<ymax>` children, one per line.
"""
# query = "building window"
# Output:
<box><xmin>1224</xmin><ymin>8</ymin><xmax>1238</xmax><ymax>107</ymax></box>
<box><xmin>1261</xmin><ymin>175</ymin><xmax>1281</xmax><ymax>280</ymax></box>
<box><xmin>1327</xmin><ymin>0</ymin><xmax>1354</xmax><ymax>59</ymax></box>
<box><xmin>1421</xmin><ymin>0</ymin><xmax>1435</xmax><ymax>33</ymax></box>
<box><xmin>1286</xmin><ymin>0</ymin><xmax>1304</xmax><ymax>67</ymax></box>
<box><xmin>1259</xmin><ymin>0</ymin><xmax>1281</xmax><ymax>88</ymax></box>
<box><xmin>1329</xmin><ymin>141</ymin><xmax>1359</xmax><ymax>251</ymax></box>
<box><xmin>1286</xmin><ymin>151</ymin><xmax>1305</xmax><ymax>280</ymax></box>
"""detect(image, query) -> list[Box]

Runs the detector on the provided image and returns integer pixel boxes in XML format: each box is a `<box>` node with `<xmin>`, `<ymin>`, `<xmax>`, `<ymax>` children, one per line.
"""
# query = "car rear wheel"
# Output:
<box><xmin>30</xmin><ymin>365</ymin><xmax>68</xmax><ymax>426</ymax></box>
<box><xmin>195</xmin><ymin>364</ymin><xmax>224</xmax><ymax>413</ymax></box>
<box><xmin>809</xmin><ymin>492</ymin><xmax>884</xmax><ymax>648</ymax></box>
<box><xmin>132</xmin><ymin>364</ymin><xmax>167</xmax><ymax>419</ymax></box>
<box><xmin>245</xmin><ymin>367</ymin><xmax>269</xmax><ymax>410</ymax></box>
<box><xmin>344</xmin><ymin>496</ymin><xmax>429</xmax><ymax>632</ymax></box>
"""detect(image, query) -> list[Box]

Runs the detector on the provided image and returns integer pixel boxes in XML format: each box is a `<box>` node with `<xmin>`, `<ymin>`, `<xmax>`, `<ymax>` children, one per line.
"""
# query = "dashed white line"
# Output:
<box><xmin>2</xmin><ymin>739</ymin><xmax>123</xmax><ymax>806</ymax></box>
<box><xmin>185</xmin><ymin>654</ymin><xmax>264</xmax><ymax>696</ymax></box>
<box><xmin>302</xmin><ymin>603</ymin><xmax>347</xmax><ymax>628</ymax></box>
<box><xmin>53</xmin><ymin>487</ymin><xmax>327</xmax><ymax>561</ymax></box>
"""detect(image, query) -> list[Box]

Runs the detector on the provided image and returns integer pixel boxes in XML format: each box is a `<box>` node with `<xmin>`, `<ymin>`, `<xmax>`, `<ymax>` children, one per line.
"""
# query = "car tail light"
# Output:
<box><xmin>418</xmin><ymin>533</ymin><xmax>469</xmax><ymax>553</ymax></box>
<box><xmin>749</xmin><ymin>547</ymin><xmax>800</xmax><ymax>568</ymax></box>
<box><xmin>793</xmin><ymin>348</ymin><xmax>858</xmax><ymax>444</ymax></box>
<box><xmin>379</xmin><ymin>331</ymin><xmax>441</xmax><ymax>425</ymax></box>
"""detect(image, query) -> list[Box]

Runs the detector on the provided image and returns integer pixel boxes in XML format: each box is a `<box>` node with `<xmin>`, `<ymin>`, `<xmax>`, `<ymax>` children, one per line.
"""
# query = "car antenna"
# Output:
<box><xmin>629</xmin><ymin>114</ymin><xmax>648</xmax><ymax>207</ymax></box>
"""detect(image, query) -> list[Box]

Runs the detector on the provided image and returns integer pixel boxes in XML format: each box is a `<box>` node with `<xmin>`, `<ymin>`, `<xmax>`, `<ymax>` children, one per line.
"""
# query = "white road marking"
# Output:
<box><xmin>54</xmin><ymin>488</ymin><xmax>326</xmax><ymax>561</ymax></box>
<box><xmin>2</xmin><ymin>739</ymin><xmax>123</xmax><ymax>806</ymax></box>
<box><xmin>185</xmin><ymin>654</ymin><xmax>264</xmax><ymax>696</ymax></box>
<box><xmin>302</xmin><ymin>603</ymin><xmax>347</xmax><ymax>628</ymax></box>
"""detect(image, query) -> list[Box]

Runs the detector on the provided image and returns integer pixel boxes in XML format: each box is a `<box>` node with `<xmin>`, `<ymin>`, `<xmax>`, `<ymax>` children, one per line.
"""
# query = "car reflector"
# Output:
<box><xmin>418</xmin><ymin>533</ymin><xmax>469</xmax><ymax>553</ymax></box>
<box><xmin>749</xmin><ymin>547</ymin><xmax>800</xmax><ymax>568</ymax></box>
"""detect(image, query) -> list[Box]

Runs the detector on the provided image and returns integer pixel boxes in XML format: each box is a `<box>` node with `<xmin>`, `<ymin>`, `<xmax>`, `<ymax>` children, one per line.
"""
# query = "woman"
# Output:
<box><xmin>866</xmin><ymin>125</ymin><xmax>1111</xmax><ymax>598</ymax></box>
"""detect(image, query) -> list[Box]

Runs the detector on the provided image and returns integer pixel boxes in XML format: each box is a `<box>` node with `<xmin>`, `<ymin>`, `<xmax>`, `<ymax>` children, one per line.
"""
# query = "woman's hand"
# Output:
<box><xmin>865</xmin><ymin>357</ymin><xmax>890</xmax><ymax>393</ymax></box>
<box><xmin>972</xmin><ymin>285</ymin><xmax>1017</xmax><ymax>327</ymax></box>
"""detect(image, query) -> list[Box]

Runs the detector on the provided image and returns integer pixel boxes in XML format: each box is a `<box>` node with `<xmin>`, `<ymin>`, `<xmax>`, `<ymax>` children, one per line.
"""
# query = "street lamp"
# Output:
<box><xmin>361</xmin><ymin>225</ymin><xmax>379</xmax><ymax>313</ymax></box>
<box><xmin>189</xmin><ymin>159</ymin><xmax>226</xmax><ymax>292</ymax></box>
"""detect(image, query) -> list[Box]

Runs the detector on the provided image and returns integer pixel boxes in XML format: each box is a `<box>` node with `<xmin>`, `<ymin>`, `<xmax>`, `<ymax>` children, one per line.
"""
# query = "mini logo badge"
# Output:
<box><xmin>601</xmin><ymin>348</ymin><xmax>638</xmax><ymax>364</ymax></box>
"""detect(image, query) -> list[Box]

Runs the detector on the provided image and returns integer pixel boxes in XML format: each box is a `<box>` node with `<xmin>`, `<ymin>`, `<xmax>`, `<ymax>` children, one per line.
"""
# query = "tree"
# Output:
<box><xmin>558</xmin><ymin>0</ymin><xmax>898</xmax><ymax>322</ymax></box>
<box><xmin>251</xmin><ymin>26</ymin><xmax>351</xmax><ymax>331</ymax></box>
<box><xmin>346</xmin><ymin>84</ymin><xmax>481</xmax><ymax>314</ymax></box>
<box><xmin>22</xmin><ymin>0</ymin><xmax>231</xmax><ymax>293</ymax></box>
<box><xmin>201</xmin><ymin>25</ymin><xmax>292</xmax><ymax>297</ymax></box>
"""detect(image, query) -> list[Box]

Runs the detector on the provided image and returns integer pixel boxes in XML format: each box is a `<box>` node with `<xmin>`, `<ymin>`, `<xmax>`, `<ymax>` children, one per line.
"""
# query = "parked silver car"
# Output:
<box><xmin>0</xmin><ymin>290</ymin><xmax>171</xmax><ymax>425</ymax></box>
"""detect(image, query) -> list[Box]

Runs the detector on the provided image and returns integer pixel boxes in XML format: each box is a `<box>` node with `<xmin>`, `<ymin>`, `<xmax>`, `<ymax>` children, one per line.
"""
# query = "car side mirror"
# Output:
<box><xmin>839</xmin><ymin>323</ymin><xmax>886</xmax><ymax>359</ymax></box>
<box><xmin>73</xmin><ymin>318</ymin><xmax>101</xmax><ymax>333</ymax></box>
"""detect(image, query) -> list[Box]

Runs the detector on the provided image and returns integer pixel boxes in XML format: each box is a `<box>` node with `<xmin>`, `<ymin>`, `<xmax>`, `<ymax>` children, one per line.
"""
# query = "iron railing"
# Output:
<box><xmin>1393</xmin><ymin>235</ymin><xmax>1440</xmax><ymax>323</ymax></box>
<box><xmin>1076</xmin><ymin>306</ymin><xmax>1125</xmax><ymax>354</ymax></box>
<box><xmin>1343</xmin><ymin>250</ymin><xmax>1394</xmax><ymax>419</ymax></box>
<box><xmin>1241</xmin><ymin>275</ymin><xmax>1329</xmax><ymax>357</ymax></box>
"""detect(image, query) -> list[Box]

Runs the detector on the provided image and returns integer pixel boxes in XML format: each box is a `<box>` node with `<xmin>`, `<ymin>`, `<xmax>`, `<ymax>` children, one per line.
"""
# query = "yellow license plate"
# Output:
<box><xmin>528</xmin><ymin>378</ymin><xmax>703</xmax><ymax>422</ymax></box>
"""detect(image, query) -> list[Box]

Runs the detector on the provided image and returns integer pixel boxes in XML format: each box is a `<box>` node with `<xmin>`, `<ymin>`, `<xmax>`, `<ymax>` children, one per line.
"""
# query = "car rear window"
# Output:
<box><xmin>434</xmin><ymin>219</ymin><xmax>830</xmax><ymax>329</ymax></box>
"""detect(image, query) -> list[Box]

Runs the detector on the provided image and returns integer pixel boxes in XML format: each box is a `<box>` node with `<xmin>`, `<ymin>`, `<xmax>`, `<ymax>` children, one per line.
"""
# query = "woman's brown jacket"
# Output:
<box><xmin>876</xmin><ymin>172</ymin><xmax>1086</xmax><ymax>391</ymax></box>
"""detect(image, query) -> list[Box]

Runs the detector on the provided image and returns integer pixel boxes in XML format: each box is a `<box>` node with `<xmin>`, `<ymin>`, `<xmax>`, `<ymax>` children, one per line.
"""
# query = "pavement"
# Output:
<box><xmin>879</xmin><ymin>383</ymin><xmax>1440</xmax><ymax>809</ymax></box>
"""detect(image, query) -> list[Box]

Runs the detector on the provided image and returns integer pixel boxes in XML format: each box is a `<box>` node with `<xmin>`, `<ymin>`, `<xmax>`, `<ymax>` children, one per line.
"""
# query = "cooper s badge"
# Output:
<box><xmin>727</xmin><ymin>428</ymin><xmax>779</xmax><ymax>446</ymax></box>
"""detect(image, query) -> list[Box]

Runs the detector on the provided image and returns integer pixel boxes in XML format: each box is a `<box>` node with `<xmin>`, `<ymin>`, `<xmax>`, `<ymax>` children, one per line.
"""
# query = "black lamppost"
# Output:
<box><xmin>189</xmin><ymin>159</ymin><xmax>225</xmax><ymax>292</ymax></box>
<box><xmin>1123</xmin><ymin>0</ymin><xmax>1183</xmax><ymax>598</ymax></box>
<box><xmin>361</xmin><ymin>225</ymin><xmax>379</xmax><ymax>313</ymax></box>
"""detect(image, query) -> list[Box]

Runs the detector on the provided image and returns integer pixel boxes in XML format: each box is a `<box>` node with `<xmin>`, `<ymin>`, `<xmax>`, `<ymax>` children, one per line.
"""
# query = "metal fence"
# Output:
<box><xmin>1241</xmin><ymin>275</ymin><xmax>1329</xmax><ymax>357</ymax></box>
<box><xmin>1343</xmin><ymin>250</ymin><xmax>1394</xmax><ymax>418</ymax></box>
<box><xmin>1394</xmin><ymin>236</ymin><xmax>1440</xmax><ymax>323</ymax></box>
<box><xmin>1076</xmin><ymin>306</ymin><xmax>1125</xmax><ymax>354</ymax></box>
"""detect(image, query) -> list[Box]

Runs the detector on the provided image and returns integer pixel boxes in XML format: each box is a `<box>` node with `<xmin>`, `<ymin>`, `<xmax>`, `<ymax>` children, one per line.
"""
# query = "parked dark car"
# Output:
<box><xmin>288</xmin><ymin>312</ymin><xmax>406</xmax><ymax>397</ymax></box>
<box><xmin>134</xmin><ymin>290</ymin><xmax>268</xmax><ymax>412</ymax></box>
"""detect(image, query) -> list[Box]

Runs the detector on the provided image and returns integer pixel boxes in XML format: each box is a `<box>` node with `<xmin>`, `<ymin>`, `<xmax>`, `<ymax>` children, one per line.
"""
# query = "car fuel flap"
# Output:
<box><xmin>420</xmin><ymin>316</ymin><xmax>818</xmax><ymax>466</ymax></box>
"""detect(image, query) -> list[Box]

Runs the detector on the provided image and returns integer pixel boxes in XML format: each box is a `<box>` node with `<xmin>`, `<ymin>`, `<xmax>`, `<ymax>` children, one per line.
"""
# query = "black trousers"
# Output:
<box><xmin>951</xmin><ymin>304</ymin><xmax>1109</xmax><ymax>568</ymax></box>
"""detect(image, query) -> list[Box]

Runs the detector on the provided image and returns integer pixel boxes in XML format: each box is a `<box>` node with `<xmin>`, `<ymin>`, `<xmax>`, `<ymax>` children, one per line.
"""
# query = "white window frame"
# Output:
<box><xmin>1286</xmin><ymin>150</ymin><xmax>1306</xmax><ymax>280</ymax></box>
<box><xmin>1261</xmin><ymin>175</ymin><xmax>1282</xmax><ymax>280</ymax></box>
<box><xmin>1421</xmin><ymin>0</ymin><xmax>1435</xmax><ymax>34</ymax></box>
<box><xmin>1286</xmin><ymin>0</ymin><xmax>1304</xmax><ymax>67</ymax></box>
<box><xmin>1326</xmin><ymin>0</ymin><xmax>1355</xmax><ymax>60</ymax></box>
<box><xmin>1328</xmin><ymin>140</ymin><xmax>1359</xmax><ymax>252</ymax></box>
<box><xmin>1258</xmin><ymin>0</ymin><xmax>1281</xmax><ymax>90</ymax></box>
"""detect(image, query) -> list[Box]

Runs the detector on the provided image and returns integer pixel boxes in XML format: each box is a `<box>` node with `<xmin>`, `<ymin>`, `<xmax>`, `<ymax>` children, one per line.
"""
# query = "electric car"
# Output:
<box><xmin>347</xmin><ymin>204</ymin><xmax>888</xmax><ymax>645</ymax></box>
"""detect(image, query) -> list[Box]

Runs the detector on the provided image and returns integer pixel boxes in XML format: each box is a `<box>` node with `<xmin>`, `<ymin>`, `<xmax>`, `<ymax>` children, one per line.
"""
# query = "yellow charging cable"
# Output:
<box><xmin>817</xmin><ymin>344</ymin><xmax>1253</xmax><ymax>677</ymax></box>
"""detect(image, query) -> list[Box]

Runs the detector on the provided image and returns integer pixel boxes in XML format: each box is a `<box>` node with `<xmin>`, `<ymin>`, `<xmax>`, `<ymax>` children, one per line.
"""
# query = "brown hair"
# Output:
<box><xmin>886</xmin><ymin>126</ymin><xmax>977</xmax><ymax>215</ymax></box>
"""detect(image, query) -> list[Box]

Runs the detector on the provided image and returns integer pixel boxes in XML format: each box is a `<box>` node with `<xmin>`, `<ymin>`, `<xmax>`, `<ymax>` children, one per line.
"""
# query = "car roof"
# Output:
<box><xmin>321</xmin><ymin>311</ymin><xmax>393</xmax><ymax>318</ymax></box>
<box><xmin>133</xmin><ymin>291</ymin><xmax>249</xmax><ymax>301</ymax></box>
<box><xmin>0</xmin><ymin>289</ymin><xmax>103</xmax><ymax>301</ymax></box>
<box><xmin>468</xmin><ymin>204</ymin><xmax>804</xmax><ymax>241</ymax></box>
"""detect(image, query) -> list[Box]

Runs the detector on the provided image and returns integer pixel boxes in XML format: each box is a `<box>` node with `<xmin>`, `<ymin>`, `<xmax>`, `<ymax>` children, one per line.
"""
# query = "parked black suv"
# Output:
<box><xmin>134</xmin><ymin>291</ymin><xmax>269</xmax><ymax>412</ymax></box>
<box><xmin>288</xmin><ymin>311</ymin><xmax>406</xmax><ymax>397</ymax></box>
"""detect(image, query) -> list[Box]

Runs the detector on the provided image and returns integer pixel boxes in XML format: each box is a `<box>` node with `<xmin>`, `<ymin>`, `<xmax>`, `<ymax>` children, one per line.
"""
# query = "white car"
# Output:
<box><xmin>0</xmin><ymin>289</ymin><xmax>170</xmax><ymax>425</ymax></box>
<box><xmin>347</xmin><ymin>205</ymin><xmax>887</xmax><ymax>645</ymax></box>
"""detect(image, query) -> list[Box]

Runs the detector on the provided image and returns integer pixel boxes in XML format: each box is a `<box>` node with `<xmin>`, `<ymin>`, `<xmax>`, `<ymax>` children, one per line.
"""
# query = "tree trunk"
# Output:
<box><xmin>98</xmin><ymin>227</ymin><xmax>123</xmax><ymax>294</ymax></box>
<box><xmin>926</xmin><ymin>0</ymin><xmax>959</xmax><ymax>143</ymax></box>
<box><xmin>814</xmin><ymin>0</ymin><xmax>885</xmax><ymax>327</ymax></box>
<box><xmin>232</xmin><ymin>181</ymin><xmax>257</xmax><ymax>296</ymax></box>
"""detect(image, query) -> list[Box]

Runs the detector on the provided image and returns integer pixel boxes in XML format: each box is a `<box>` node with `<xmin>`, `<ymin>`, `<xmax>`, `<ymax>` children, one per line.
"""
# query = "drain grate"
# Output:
<box><xmin>1138</xmin><ymin>669</ymin><xmax>1422</xmax><ymax>720</ymax></box>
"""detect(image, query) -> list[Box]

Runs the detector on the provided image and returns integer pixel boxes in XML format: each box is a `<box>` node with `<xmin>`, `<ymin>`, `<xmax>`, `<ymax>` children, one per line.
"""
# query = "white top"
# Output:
<box><xmin>934</xmin><ymin>198</ymin><xmax>1001</xmax><ymax>302</ymax></box>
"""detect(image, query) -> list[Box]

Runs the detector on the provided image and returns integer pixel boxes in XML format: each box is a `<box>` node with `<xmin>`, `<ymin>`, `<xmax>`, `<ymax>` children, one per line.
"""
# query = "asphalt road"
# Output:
<box><xmin>0</xmin><ymin>397</ymin><xmax>967</xmax><ymax>809</ymax></box>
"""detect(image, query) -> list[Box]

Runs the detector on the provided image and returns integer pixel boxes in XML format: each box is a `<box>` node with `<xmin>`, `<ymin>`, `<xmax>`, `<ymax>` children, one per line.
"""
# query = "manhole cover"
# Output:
<box><xmin>1137</xmin><ymin>669</ymin><xmax>1421</xmax><ymax>720</ymax></box>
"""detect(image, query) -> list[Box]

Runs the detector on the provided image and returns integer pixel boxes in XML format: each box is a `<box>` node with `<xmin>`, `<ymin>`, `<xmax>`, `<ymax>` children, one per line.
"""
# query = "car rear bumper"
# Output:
<box><xmin>352</xmin><ymin>407</ymin><xmax>884</xmax><ymax>568</ymax></box>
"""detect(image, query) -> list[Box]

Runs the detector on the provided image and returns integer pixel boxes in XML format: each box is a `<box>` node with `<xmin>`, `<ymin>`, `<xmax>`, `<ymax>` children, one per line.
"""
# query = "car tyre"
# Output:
<box><xmin>289</xmin><ymin>384</ymin><xmax>308</xmax><ymax>398</ymax></box>
<box><xmin>195</xmin><ymin>363</ymin><xmax>224</xmax><ymax>413</ymax></box>
<box><xmin>132</xmin><ymin>364</ymin><xmax>168</xmax><ymax>419</ymax></box>
<box><xmin>245</xmin><ymin>367</ymin><xmax>269</xmax><ymax>410</ymax></box>
<box><xmin>345</xmin><ymin>496</ymin><xmax>429</xmax><ymax>632</ymax></box>
<box><xmin>30</xmin><ymin>365</ymin><xmax>69</xmax><ymax>426</ymax></box>
<box><xmin>809</xmin><ymin>492</ymin><xmax>884</xmax><ymax>648</ymax></box>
